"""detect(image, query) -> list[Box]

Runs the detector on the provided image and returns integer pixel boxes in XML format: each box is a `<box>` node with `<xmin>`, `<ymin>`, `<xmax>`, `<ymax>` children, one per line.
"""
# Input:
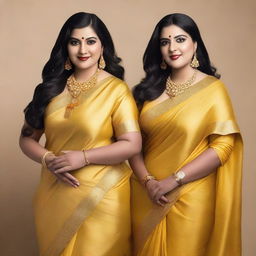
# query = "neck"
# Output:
<box><xmin>170</xmin><ymin>66</ymin><xmax>196</xmax><ymax>83</ymax></box>
<box><xmin>73</xmin><ymin>65</ymin><xmax>98</xmax><ymax>82</ymax></box>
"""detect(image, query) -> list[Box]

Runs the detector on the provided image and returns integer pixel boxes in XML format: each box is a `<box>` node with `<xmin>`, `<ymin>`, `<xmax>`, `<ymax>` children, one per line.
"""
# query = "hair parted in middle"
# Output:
<box><xmin>133</xmin><ymin>13</ymin><xmax>220</xmax><ymax>106</ymax></box>
<box><xmin>24</xmin><ymin>12</ymin><xmax>124</xmax><ymax>129</ymax></box>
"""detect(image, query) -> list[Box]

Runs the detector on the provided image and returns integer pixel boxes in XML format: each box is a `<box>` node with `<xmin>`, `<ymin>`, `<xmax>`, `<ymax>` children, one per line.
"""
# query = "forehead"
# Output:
<box><xmin>160</xmin><ymin>25</ymin><xmax>190</xmax><ymax>38</ymax></box>
<box><xmin>70</xmin><ymin>26</ymin><xmax>98</xmax><ymax>38</ymax></box>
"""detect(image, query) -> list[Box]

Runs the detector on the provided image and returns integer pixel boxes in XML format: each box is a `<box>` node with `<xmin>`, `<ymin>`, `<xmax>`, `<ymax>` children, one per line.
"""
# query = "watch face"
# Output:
<box><xmin>176</xmin><ymin>170</ymin><xmax>185</xmax><ymax>179</ymax></box>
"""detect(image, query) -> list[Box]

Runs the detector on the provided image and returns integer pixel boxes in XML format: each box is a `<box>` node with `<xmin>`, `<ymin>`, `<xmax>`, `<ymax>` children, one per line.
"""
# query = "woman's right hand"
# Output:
<box><xmin>145</xmin><ymin>179</ymin><xmax>170</xmax><ymax>206</ymax></box>
<box><xmin>45</xmin><ymin>154</ymin><xmax>80</xmax><ymax>188</ymax></box>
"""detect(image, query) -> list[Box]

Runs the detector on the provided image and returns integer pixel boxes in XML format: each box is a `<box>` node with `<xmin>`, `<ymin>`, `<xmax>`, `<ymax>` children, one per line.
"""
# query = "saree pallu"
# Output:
<box><xmin>34</xmin><ymin>76</ymin><xmax>139</xmax><ymax>256</ymax></box>
<box><xmin>132</xmin><ymin>76</ymin><xmax>243</xmax><ymax>256</ymax></box>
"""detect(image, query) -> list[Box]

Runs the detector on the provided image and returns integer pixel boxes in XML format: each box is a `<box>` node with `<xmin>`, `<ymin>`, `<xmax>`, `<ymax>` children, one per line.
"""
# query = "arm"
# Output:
<box><xmin>128</xmin><ymin>152</ymin><xmax>170</xmax><ymax>206</ymax></box>
<box><xmin>19</xmin><ymin>122</ymin><xmax>79</xmax><ymax>187</ymax></box>
<box><xmin>143</xmin><ymin>134</ymin><xmax>234</xmax><ymax>205</ymax></box>
<box><xmin>171</xmin><ymin>134</ymin><xmax>235</xmax><ymax>184</ymax></box>
<box><xmin>129</xmin><ymin>152</ymin><xmax>149</xmax><ymax>181</ymax></box>
<box><xmin>87</xmin><ymin>131</ymin><xmax>142</xmax><ymax>164</ymax></box>
<box><xmin>51</xmin><ymin>131</ymin><xmax>142</xmax><ymax>173</ymax></box>
<box><xmin>19</xmin><ymin>123</ymin><xmax>45</xmax><ymax>163</ymax></box>
<box><xmin>52</xmin><ymin>82</ymin><xmax>142</xmax><ymax>173</ymax></box>
<box><xmin>146</xmin><ymin>148</ymin><xmax>221</xmax><ymax>205</ymax></box>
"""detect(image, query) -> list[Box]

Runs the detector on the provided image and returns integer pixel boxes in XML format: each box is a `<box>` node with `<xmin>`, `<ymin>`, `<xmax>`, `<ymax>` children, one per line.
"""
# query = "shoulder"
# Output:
<box><xmin>193</xmin><ymin>71</ymin><xmax>221</xmax><ymax>90</ymax></box>
<box><xmin>193</xmin><ymin>71</ymin><xmax>231</xmax><ymax>102</ymax></box>
<box><xmin>195</xmin><ymin>70</ymin><xmax>227</xmax><ymax>93</ymax></box>
<box><xmin>98</xmin><ymin>70</ymin><xmax>132</xmax><ymax>95</ymax></box>
<box><xmin>203</xmin><ymin>77</ymin><xmax>234</xmax><ymax>109</ymax></box>
<box><xmin>208</xmin><ymin>77</ymin><xmax>229</xmax><ymax>94</ymax></box>
<box><xmin>107</xmin><ymin>77</ymin><xmax>131</xmax><ymax>94</ymax></box>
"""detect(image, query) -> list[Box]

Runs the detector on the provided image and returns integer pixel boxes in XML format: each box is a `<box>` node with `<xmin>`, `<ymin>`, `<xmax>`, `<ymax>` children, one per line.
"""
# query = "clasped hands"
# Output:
<box><xmin>145</xmin><ymin>177</ymin><xmax>178</xmax><ymax>206</ymax></box>
<box><xmin>45</xmin><ymin>150</ymin><xmax>86</xmax><ymax>188</ymax></box>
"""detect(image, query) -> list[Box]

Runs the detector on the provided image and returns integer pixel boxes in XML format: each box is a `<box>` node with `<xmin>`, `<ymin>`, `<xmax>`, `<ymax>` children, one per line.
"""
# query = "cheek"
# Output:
<box><xmin>160</xmin><ymin>46</ymin><xmax>168</xmax><ymax>57</ymax></box>
<box><xmin>91</xmin><ymin>45</ymin><xmax>102</xmax><ymax>56</ymax></box>
<box><xmin>67</xmin><ymin>46</ymin><xmax>77</xmax><ymax>57</ymax></box>
<box><xmin>181</xmin><ymin>43</ymin><xmax>194</xmax><ymax>56</ymax></box>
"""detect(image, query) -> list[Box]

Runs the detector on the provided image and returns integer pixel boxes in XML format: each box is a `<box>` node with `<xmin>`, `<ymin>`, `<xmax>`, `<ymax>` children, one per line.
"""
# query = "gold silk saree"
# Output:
<box><xmin>132</xmin><ymin>76</ymin><xmax>243</xmax><ymax>256</ymax></box>
<box><xmin>34</xmin><ymin>76</ymin><xmax>139</xmax><ymax>256</ymax></box>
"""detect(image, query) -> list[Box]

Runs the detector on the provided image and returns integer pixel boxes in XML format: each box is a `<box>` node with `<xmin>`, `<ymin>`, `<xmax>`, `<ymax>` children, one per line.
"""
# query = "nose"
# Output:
<box><xmin>169</xmin><ymin>41</ymin><xmax>177</xmax><ymax>53</ymax></box>
<box><xmin>79</xmin><ymin>42</ymin><xmax>88</xmax><ymax>55</ymax></box>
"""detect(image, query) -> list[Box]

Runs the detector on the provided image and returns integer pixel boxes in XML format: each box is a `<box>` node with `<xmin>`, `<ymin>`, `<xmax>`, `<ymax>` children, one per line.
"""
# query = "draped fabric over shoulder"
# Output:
<box><xmin>34</xmin><ymin>76</ymin><xmax>139</xmax><ymax>256</ymax></box>
<box><xmin>132</xmin><ymin>76</ymin><xmax>243</xmax><ymax>256</ymax></box>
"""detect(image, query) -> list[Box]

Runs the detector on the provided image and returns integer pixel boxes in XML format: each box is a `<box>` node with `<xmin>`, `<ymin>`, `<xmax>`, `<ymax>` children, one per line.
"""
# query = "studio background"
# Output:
<box><xmin>0</xmin><ymin>0</ymin><xmax>255</xmax><ymax>255</ymax></box>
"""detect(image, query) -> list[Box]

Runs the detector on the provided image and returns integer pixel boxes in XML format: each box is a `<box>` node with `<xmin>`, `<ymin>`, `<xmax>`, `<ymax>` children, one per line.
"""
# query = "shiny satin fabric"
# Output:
<box><xmin>132</xmin><ymin>76</ymin><xmax>243</xmax><ymax>256</ymax></box>
<box><xmin>34</xmin><ymin>76</ymin><xmax>139</xmax><ymax>256</ymax></box>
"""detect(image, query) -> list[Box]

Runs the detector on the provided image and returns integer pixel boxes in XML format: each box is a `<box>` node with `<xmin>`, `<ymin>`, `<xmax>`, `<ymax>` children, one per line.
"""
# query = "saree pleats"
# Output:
<box><xmin>34</xmin><ymin>76</ymin><xmax>139</xmax><ymax>256</ymax></box>
<box><xmin>60</xmin><ymin>172</ymin><xmax>131</xmax><ymax>256</ymax></box>
<box><xmin>132</xmin><ymin>76</ymin><xmax>243</xmax><ymax>256</ymax></box>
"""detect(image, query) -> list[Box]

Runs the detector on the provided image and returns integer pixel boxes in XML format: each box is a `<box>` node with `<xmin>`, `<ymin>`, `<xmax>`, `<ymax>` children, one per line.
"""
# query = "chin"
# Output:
<box><xmin>168</xmin><ymin>62</ymin><xmax>190</xmax><ymax>70</ymax></box>
<box><xmin>168</xmin><ymin>64</ymin><xmax>183</xmax><ymax>70</ymax></box>
<box><xmin>75</xmin><ymin>64</ymin><xmax>93</xmax><ymax>70</ymax></box>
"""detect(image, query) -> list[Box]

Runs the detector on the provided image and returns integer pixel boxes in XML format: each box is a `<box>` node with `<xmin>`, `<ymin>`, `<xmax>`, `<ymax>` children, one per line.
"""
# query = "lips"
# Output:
<box><xmin>170</xmin><ymin>55</ymin><xmax>181</xmax><ymax>60</ymax></box>
<box><xmin>78</xmin><ymin>56</ymin><xmax>90</xmax><ymax>61</ymax></box>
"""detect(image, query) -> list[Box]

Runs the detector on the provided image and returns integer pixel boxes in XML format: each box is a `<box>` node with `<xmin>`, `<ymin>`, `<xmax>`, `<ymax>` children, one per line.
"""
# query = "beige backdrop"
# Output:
<box><xmin>0</xmin><ymin>0</ymin><xmax>255</xmax><ymax>255</ymax></box>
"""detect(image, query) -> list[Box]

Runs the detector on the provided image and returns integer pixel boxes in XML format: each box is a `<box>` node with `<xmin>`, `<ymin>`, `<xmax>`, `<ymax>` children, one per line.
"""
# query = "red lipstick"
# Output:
<box><xmin>78</xmin><ymin>56</ymin><xmax>89</xmax><ymax>61</ymax></box>
<box><xmin>170</xmin><ymin>55</ymin><xmax>181</xmax><ymax>60</ymax></box>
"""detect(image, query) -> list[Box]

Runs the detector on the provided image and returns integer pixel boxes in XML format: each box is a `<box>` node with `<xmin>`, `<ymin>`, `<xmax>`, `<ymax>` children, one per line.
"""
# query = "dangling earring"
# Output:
<box><xmin>65</xmin><ymin>58</ymin><xmax>72</xmax><ymax>70</ymax></box>
<box><xmin>190</xmin><ymin>53</ymin><xmax>199</xmax><ymax>68</ymax></box>
<box><xmin>160</xmin><ymin>59</ymin><xmax>167</xmax><ymax>70</ymax></box>
<box><xmin>99</xmin><ymin>55</ymin><xmax>106</xmax><ymax>69</ymax></box>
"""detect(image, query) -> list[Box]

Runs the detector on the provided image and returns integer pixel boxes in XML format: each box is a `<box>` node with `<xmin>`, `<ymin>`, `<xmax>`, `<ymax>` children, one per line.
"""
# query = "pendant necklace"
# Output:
<box><xmin>65</xmin><ymin>69</ymin><xmax>99</xmax><ymax>118</ymax></box>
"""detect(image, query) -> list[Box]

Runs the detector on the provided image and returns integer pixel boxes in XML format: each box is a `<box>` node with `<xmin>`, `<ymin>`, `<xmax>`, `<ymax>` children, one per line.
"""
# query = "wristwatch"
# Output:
<box><xmin>173</xmin><ymin>170</ymin><xmax>186</xmax><ymax>186</ymax></box>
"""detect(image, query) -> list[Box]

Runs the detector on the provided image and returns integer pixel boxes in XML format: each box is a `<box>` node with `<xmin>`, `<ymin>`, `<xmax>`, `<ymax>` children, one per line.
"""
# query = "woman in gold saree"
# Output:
<box><xmin>130</xmin><ymin>13</ymin><xmax>242</xmax><ymax>256</ymax></box>
<box><xmin>19</xmin><ymin>12</ymin><xmax>141</xmax><ymax>256</ymax></box>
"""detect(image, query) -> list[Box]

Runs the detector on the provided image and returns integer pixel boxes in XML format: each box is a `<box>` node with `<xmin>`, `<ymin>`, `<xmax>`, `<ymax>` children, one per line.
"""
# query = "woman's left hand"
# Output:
<box><xmin>149</xmin><ymin>176</ymin><xmax>178</xmax><ymax>204</ymax></box>
<box><xmin>48</xmin><ymin>150</ymin><xmax>86</xmax><ymax>173</ymax></box>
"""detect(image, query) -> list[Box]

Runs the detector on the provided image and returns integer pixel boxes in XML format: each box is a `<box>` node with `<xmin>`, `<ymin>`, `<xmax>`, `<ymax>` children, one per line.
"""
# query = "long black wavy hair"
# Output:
<box><xmin>133</xmin><ymin>13</ymin><xmax>220</xmax><ymax>106</ymax></box>
<box><xmin>24</xmin><ymin>12</ymin><xmax>124</xmax><ymax>129</ymax></box>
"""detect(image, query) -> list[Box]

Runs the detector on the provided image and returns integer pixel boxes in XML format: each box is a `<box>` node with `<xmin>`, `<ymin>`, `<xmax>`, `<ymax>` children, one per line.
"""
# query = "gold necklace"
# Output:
<box><xmin>65</xmin><ymin>70</ymin><xmax>99</xmax><ymax>117</ymax></box>
<box><xmin>165</xmin><ymin>70</ymin><xmax>197</xmax><ymax>97</ymax></box>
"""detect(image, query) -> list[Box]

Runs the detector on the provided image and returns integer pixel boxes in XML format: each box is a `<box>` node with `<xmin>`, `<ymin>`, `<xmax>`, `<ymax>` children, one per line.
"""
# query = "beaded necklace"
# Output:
<box><xmin>65</xmin><ymin>70</ymin><xmax>99</xmax><ymax>117</ymax></box>
<box><xmin>165</xmin><ymin>70</ymin><xmax>197</xmax><ymax>97</ymax></box>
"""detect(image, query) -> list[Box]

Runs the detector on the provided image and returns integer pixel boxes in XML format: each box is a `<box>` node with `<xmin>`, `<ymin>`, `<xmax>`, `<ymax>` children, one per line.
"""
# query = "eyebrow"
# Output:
<box><xmin>160</xmin><ymin>34</ymin><xmax>188</xmax><ymax>40</ymax></box>
<box><xmin>70</xmin><ymin>36</ymin><xmax>98</xmax><ymax>40</ymax></box>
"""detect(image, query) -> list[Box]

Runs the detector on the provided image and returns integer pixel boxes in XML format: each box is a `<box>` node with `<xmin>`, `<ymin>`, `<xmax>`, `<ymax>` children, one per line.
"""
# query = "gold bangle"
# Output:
<box><xmin>141</xmin><ymin>174</ymin><xmax>156</xmax><ymax>187</ymax></box>
<box><xmin>82</xmin><ymin>150</ymin><xmax>90</xmax><ymax>166</ymax></box>
<box><xmin>41</xmin><ymin>151</ymin><xmax>53</xmax><ymax>169</ymax></box>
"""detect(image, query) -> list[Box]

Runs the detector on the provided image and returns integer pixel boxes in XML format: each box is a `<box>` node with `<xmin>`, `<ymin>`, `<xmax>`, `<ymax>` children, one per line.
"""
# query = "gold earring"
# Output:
<box><xmin>160</xmin><ymin>59</ymin><xmax>167</xmax><ymax>70</ymax></box>
<box><xmin>190</xmin><ymin>53</ymin><xmax>199</xmax><ymax>68</ymax></box>
<box><xmin>65</xmin><ymin>58</ymin><xmax>72</xmax><ymax>70</ymax></box>
<box><xmin>99</xmin><ymin>55</ymin><xmax>106</xmax><ymax>69</ymax></box>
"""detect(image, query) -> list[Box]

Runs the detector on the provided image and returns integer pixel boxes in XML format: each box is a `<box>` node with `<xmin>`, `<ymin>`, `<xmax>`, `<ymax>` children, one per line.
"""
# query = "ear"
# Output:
<box><xmin>101</xmin><ymin>46</ymin><xmax>104</xmax><ymax>55</ymax></box>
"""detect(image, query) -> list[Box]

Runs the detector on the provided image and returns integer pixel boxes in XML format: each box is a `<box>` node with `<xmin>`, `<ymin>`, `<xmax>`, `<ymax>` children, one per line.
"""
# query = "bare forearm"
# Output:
<box><xmin>19</xmin><ymin>136</ymin><xmax>47</xmax><ymax>164</ymax></box>
<box><xmin>128</xmin><ymin>153</ymin><xmax>149</xmax><ymax>180</ymax></box>
<box><xmin>86</xmin><ymin>132</ymin><xmax>141</xmax><ymax>165</ymax></box>
<box><xmin>176</xmin><ymin>148</ymin><xmax>221</xmax><ymax>184</ymax></box>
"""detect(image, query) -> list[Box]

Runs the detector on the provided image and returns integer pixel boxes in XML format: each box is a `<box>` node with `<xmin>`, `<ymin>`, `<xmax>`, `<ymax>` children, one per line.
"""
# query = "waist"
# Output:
<box><xmin>144</xmin><ymin>141</ymin><xmax>209</xmax><ymax>179</ymax></box>
<box><xmin>41</xmin><ymin>161</ymin><xmax>131</xmax><ymax>186</ymax></box>
<box><xmin>45</xmin><ymin>139</ymin><xmax>113</xmax><ymax>155</ymax></box>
